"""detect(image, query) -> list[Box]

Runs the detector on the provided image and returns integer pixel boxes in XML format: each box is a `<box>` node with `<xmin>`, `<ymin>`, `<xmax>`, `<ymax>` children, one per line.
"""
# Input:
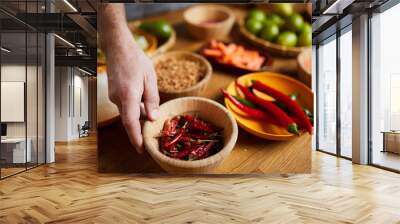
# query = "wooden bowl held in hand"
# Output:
<box><xmin>143</xmin><ymin>97</ymin><xmax>238</xmax><ymax>174</ymax></box>
<box><xmin>153</xmin><ymin>51</ymin><xmax>213</xmax><ymax>103</ymax></box>
<box><xmin>184</xmin><ymin>5</ymin><xmax>235</xmax><ymax>40</ymax></box>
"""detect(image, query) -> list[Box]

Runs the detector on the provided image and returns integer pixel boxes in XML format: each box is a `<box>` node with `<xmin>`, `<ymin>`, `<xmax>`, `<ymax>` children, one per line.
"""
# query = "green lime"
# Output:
<box><xmin>285</xmin><ymin>13</ymin><xmax>304</xmax><ymax>32</ymax></box>
<box><xmin>246</xmin><ymin>18</ymin><xmax>263</xmax><ymax>35</ymax></box>
<box><xmin>276</xmin><ymin>31</ymin><xmax>297</xmax><ymax>47</ymax></box>
<box><xmin>266</xmin><ymin>13</ymin><xmax>284</xmax><ymax>27</ymax></box>
<box><xmin>298</xmin><ymin>31</ymin><xmax>312</xmax><ymax>46</ymax></box>
<box><xmin>133</xmin><ymin>34</ymin><xmax>149</xmax><ymax>50</ymax></box>
<box><xmin>247</xmin><ymin>9</ymin><xmax>266</xmax><ymax>21</ymax></box>
<box><xmin>300</xmin><ymin>22</ymin><xmax>312</xmax><ymax>34</ymax></box>
<box><xmin>273</xmin><ymin>3</ymin><xmax>293</xmax><ymax>17</ymax></box>
<box><xmin>260</xmin><ymin>23</ymin><xmax>279</xmax><ymax>42</ymax></box>
<box><xmin>139</xmin><ymin>20</ymin><xmax>173</xmax><ymax>41</ymax></box>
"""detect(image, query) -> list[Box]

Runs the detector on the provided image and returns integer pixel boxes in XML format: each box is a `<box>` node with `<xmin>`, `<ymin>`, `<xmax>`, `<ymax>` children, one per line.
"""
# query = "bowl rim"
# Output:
<box><xmin>183</xmin><ymin>5</ymin><xmax>234</xmax><ymax>27</ymax></box>
<box><xmin>153</xmin><ymin>51</ymin><xmax>213</xmax><ymax>94</ymax></box>
<box><xmin>143</xmin><ymin>97</ymin><xmax>238</xmax><ymax>169</ymax></box>
<box><xmin>297</xmin><ymin>48</ymin><xmax>312</xmax><ymax>76</ymax></box>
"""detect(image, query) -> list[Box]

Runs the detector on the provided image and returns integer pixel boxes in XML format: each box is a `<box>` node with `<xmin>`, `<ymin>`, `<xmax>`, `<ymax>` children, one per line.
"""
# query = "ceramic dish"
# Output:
<box><xmin>199</xmin><ymin>40</ymin><xmax>273</xmax><ymax>74</ymax></box>
<box><xmin>224</xmin><ymin>72</ymin><xmax>313</xmax><ymax>140</ymax></box>
<box><xmin>183</xmin><ymin>5</ymin><xmax>235</xmax><ymax>40</ymax></box>
<box><xmin>297</xmin><ymin>48</ymin><xmax>312</xmax><ymax>87</ymax></box>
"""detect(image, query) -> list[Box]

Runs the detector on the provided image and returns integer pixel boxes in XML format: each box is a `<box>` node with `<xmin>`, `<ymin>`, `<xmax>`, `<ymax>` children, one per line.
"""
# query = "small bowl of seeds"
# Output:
<box><xmin>153</xmin><ymin>51</ymin><xmax>212</xmax><ymax>102</ymax></box>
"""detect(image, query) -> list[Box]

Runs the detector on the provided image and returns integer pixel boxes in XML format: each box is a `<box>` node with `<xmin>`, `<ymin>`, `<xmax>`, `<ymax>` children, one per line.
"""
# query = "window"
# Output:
<box><xmin>370</xmin><ymin>3</ymin><xmax>400</xmax><ymax>171</ymax></box>
<box><xmin>0</xmin><ymin>1</ymin><xmax>46</xmax><ymax>179</ymax></box>
<box><xmin>339</xmin><ymin>28</ymin><xmax>352</xmax><ymax>158</ymax></box>
<box><xmin>317</xmin><ymin>36</ymin><xmax>337</xmax><ymax>154</ymax></box>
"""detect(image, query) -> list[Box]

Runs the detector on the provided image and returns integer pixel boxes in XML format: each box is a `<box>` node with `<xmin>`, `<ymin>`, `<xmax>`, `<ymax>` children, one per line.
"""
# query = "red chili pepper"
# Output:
<box><xmin>235</xmin><ymin>80</ymin><xmax>299</xmax><ymax>135</ymax></box>
<box><xmin>161</xmin><ymin>136</ymin><xmax>173</xmax><ymax>151</ymax></box>
<box><xmin>184</xmin><ymin>133</ymin><xmax>211</xmax><ymax>140</ymax></box>
<box><xmin>252</xmin><ymin>80</ymin><xmax>313</xmax><ymax>134</ymax></box>
<box><xmin>222</xmin><ymin>89</ymin><xmax>278</xmax><ymax>125</ymax></box>
<box><xmin>177</xmin><ymin>136</ymin><xmax>192</xmax><ymax>142</ymax></box>
<box><xmin>164</xmin><ymin>122</ymin><xmax>188</xmax><ymax>148</ymax></box>
<box><xmin>184</xmin><ymin>115</ymin><xmax>215</xmax><ymax>132</ymax></box>
<box><xmin>162</xmin><ymin>117</ymin><xmax>179</xmax><ymax>136</ymax></box>
<box><xmin>189</xmin><ymin>142</ymin><xmax>215</xmax><ymax>160</ymax></box>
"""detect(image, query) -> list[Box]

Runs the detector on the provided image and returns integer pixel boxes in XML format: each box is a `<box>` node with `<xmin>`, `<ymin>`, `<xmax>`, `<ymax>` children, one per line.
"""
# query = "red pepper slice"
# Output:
<box><xmin>222</xmin><ymin>89</ymin><xmax>278</xmax><ymax>125</ymax></box>
<box><xmin>235</xmin><ymin>80</ymin><xmax>299</xmax><ymax>135</ymax></box>
<box><xmin>252</xmin><ymin>80</ymin><xmax>313</xmax><ymax>134</ymax></box>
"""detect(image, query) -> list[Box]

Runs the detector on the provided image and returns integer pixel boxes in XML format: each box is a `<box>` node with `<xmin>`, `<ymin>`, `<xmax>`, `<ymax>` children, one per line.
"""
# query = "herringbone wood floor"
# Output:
<box><xmin>1</xmin><ymin>135</ymin><xmax>400</xmax><ymax>223</ymax></box>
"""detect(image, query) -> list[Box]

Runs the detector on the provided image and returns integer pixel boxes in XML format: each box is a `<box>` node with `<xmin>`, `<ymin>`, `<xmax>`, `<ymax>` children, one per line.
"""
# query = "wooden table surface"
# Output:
<box><xmin>98</xmin><ymin>5</ymin><xmax>312</xmax><ymax>174</ymax></box>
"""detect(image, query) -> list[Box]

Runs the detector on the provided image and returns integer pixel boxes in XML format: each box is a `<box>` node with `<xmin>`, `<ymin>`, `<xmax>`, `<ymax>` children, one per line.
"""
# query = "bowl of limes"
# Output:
<box><xmin>128</xmin><ymin>20</ymin><xmax>176</xmax><ymax>57</ymax></box>
<box><xmin>239</xmin><ymin>3</ymin><xmax>311</xmax><ymax>57</ymax></box>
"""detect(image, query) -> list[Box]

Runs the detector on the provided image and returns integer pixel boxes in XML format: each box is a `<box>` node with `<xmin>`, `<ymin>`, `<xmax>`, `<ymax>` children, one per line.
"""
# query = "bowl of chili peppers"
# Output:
<box><xmin>222</xmin><ymin>72</ymin><xmax>313</xmax><ymax>141</ymax></box>
<box><xmin>143</xmin><ymin>97</ymin><xmax>238</xmax><ymax>173</ymax></box>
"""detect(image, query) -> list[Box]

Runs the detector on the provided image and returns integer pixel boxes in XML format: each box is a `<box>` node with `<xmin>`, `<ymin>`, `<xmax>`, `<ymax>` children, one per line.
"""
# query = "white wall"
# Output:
<box><xmin>54</xmin><ymin>67</ymin><xmax>89</xmax><ymax>141</ymax></box>
<box><xmin>1</xmin><ymin>64</ymin><xmax>46</xmax><ymax>164</ymax></box>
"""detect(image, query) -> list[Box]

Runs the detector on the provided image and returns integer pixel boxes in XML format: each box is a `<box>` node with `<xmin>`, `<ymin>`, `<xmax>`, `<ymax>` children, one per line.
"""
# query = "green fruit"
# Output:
<box><xmin>247</xmin><ymin>9</ymin><xmax>266</xmax><ymax>21</ymax></box>
<box><xmin>273</xmin><ymin>3</ymin><xmax>293</xmax><ymax>17</ymax></box>
<box><xmin>260</xmin><ymin>23</ymin><xmax>279</xmax><ymax>42</ymax></box>
<box><xmin>266</xmin><ymin>13</ymin><xmax>284</xmax><ymax>27</ymax></box>
<box><xmin>139</xmin><ymin>20</ymin><xmax>173</xmax><ymax>40</ymax></box>
<box><xmin>285</xmin><ymin>13</ymin><xmax>304</xmax><ymax>32</ymax></box>
<box><xmin>246</xmin><ymin>18</ymin><xmax>263</xmax><ymax>35</ymax></box>
<box><xmin>276</xmin><ymin>31</ymin><xmax>297</xmax><ymax>47</ymax></box>
<box><xmin>301</xmin><ymin>22</ymin><xmax>312</xmax><ymax>34</ymax></box>
<box><xmin>298</xmin><ymin>31</ymin><xmax>312</xmax><ymax>46</ymax></box>
<box><xmin>133</xmin><ymin>34</ymin><xmax>149</xmax><ymax>50</ymax></box>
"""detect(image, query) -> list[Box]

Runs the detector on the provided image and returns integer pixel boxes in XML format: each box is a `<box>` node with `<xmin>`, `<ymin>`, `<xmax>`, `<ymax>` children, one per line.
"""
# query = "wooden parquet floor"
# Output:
<box><xmin>1</xmin><ymin>135</ymin><xmax>400</xmax><ymax>224</ymax></box>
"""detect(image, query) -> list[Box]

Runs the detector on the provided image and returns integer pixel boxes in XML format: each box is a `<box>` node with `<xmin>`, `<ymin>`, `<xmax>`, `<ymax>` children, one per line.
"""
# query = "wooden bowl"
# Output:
<box><xmin>153</xmin><ymin>51</ymin><xmax>213</xmax><ymax>102</ymax></box>
<box><xmin>297</xmin><ymin>48</ymin><xmax>312</xmax><ymax>87</ymax></box>
<box><xmin>128</xmin><ymin>20</ymin><xmax>176</xmax><ymax>58</ymax></box>
<box><xmin>183</xmin><ymin>5</ymin><xmax>235</xmax><ymax>40</ymax></box>
<box><xmin>132</xmin><ymin>28</ymin><xmax>158</xmax><ymax>54</ymax></box>
<box><xmin>96</xmin><ymin>29</ymin><xmax>158</xmax><ymax>66</ymax></box>
<box><xmin>143</xmin><ymin>97</ymin><xmax>238</xmax><ymax>173</ymax></box>
<box><xmin>238</xmin><ymin>18</ymin><xmax>310</xmax><ymax>57</ymax></box>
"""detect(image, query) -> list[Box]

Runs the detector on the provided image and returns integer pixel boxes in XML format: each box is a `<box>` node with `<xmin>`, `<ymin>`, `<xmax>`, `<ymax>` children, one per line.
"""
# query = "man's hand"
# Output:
<box><xmin>99</xmin><ymin>4</ymin><xmax>160</xmax><ymax>153</ymax></box>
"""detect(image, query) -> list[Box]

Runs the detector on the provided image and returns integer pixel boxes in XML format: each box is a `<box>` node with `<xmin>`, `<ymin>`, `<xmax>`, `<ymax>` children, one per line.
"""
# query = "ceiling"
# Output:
<box><xmin>312</xmin><ymin>0</ymin><xmax>391</xmax><ymax>43</ymax></box>
<box><xmin>0</xmin><ymin>0</ymin><xmax>96</xmax><ymax>73</ymax></box>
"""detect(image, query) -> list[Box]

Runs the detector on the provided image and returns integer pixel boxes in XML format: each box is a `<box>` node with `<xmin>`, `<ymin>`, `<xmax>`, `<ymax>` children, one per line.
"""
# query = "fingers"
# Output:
<box><xmin>139</xmin><ymin>102</ymin><xmax>146</xmax><ymax>120</ymax></box>
<box><xmin>120</xmin><ymin>94</ymin><xmax>144</xmax><ymax>154</ymax></box>
<box><xmin>143</xmin><ymin>69</ymin><xmax>160</xmax><ymax>121</ymax></box>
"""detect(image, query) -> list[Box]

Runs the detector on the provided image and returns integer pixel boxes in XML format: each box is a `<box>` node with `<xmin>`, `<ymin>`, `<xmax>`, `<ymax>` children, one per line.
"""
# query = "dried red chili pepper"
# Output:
<box><xmin>252</xmin><ymin>80</ymin><xmax>313</xmax><ymax>134</ymax></box>
<box><xmin>164</xmin><ymin>122</ymin><xmax>188</xmax><ymax>148</ymax></box>
<box><xmin>160</xmin><ymin>115</ymin><xmax>223</xmax><ymax>161</ymax></box>
<box><xmin>189</xmin><ymin>142</ymin><xmax>216</xmax><ymax>160</ymax></box>
<box><xmin>184</xmin><ymin>115</ymin><xmax>215</xmax><ymax>132</ymax></box>
<box><xmin>235</xmin><ymin>80</ymin><xmax>299</xmax><ymax>135</ymax></box>
<box><xmin>162</xmin><ymin>117</ymin><xmax>179</xmax><ymax>136</ymax></box>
